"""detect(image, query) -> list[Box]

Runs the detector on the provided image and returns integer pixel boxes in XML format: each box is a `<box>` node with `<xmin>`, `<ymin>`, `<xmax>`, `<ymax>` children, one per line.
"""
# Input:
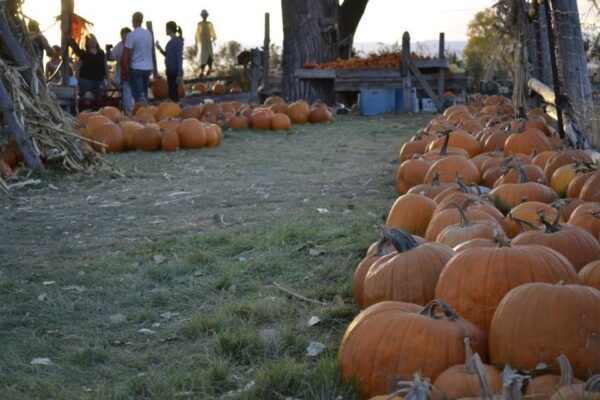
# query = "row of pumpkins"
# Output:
<box><xmin>74</xmin><ymin>96</ymin><xmax>333</xmax><ymax>153</ymax></box>
<box><xmin>150</xmin><ymin>77</ymin><xmax>244</xmax><ymax>99</ymax></box>
<box><xmin>338</xmin><ymin>95</ymin><xmax>600</xmax><ymax>400</ymax></box>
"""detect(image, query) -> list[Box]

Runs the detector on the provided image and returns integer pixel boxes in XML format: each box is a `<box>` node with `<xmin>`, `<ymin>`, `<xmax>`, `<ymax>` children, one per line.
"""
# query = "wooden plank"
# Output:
<box><xmin>409</xmin><ymin>62</ymin><xmax>443</xmax><ymax>112</ymax></box>
<box><xmin>528</xmin><ymin>77</ymin><xmax>556</xmax><ymax>105</ymax></box>
<box><xmin>49</xmin><ymin>86</ymin><xmax>77</xmax><ymax>99</ymax></box>
<box><xmin>294</xmin><ymin>69</ymin><xmax>336</xmax><ymax>79</ymax></box>
<box><xmin>402</xmin><ymin>32</ymin><xmax>411</xmax><ymax>112</ymax></box>
<box><xmin>183</xmin><ymin>76</ymin><xmax>233</xmax><ymax>84</ymax></box>
<box><xmin>336</xmin><ymin>68</ymin><xmax>401</xmax><ymax>79</ymax></box>
<box><xmin>438</xmin><ymin>32</ymin><xmax>445</xmax><ymax>103</ymax></box>
<box><xmin>263</xmin><ymin>13</ymin><xmax>270</xmax><ymax>89</ymax></box>
<box><xmin>412</xmin><ymin>59</ymin><xmax>449</xmax><ymax>69</ymax></box>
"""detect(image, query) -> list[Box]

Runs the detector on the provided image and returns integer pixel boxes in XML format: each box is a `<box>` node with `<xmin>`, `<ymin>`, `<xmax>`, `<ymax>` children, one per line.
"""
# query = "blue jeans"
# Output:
<box><xmin>167</xmin><ymin>72</ymin><xmax>180</xmax><ymax>102</ymax></box>
<box><xmin>78</xmin><ymin>77</ymin><xmax>106</xmax><ymax>96</ymax></box>
<box><xmin>128</xmin><ymin>69</ymin><xmax>151</xmax><ymax>103</ymax></box>
<box><xmin>121</xmin><ymin>81</ymin><xmax>134</xmax><ymax>114</ymax></box>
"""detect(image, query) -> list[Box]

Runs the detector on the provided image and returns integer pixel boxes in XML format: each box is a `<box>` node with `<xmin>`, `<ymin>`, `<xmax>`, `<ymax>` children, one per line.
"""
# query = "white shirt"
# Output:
<box><xmin>110</xmin><ymin>42</ymin><xmax>124</xmax><ymax>84</ymax></box>
<box><xmin>124</xmin><ymin>26</ymin><xmax>154</xmax><ymax>71</ymax></box>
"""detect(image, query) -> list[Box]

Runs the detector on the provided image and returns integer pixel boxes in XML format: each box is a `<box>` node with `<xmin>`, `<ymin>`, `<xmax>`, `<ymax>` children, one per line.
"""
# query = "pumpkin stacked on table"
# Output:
<box><xmin>339</xmin><ymin>95</ymin><xmax>600</xmax><ymax>400</ymax></box>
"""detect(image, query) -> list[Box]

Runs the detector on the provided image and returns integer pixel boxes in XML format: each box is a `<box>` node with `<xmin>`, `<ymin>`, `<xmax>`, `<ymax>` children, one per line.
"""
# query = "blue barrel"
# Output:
<box><xmin>359</xmin><ymin>89</ymin><xmax>396</xmax><ymax>116</ymax></box>
<box><xmin>395</xmin><ymin>88</ymin><xmax>418</xmax><ymax>112</ymax></box>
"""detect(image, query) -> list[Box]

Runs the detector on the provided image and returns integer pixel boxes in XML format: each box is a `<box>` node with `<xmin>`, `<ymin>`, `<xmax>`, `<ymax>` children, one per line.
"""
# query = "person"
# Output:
<box><xmin>28</xmin><ymin>20</ymin><xmax>54</xmax><ymax>72</ymax></box>
<box><xmin>195</xmin><ymin>9</ymin><xmax>216</xmax><ymax>77</ymax></box>
<box><xmin>121</xmin><ymin>12</ymin><xmax>154</xmax><ymax>103</ymax></box>
<box><xmin>68</xmin><ymin>34</ymin><xmax>110</xmax><ymax>96</ymax></box>
<box><xmin>107</xmin><ymin>27</ymin><xmax>134</xmax><ymax>113</ymax></box>
<box><xmin>156</xmin><ymin>21</ymin><xmax>184</xmax><ymax>102</ymax></box>
<box><xmin>45</xmin><ymin>45</ymin><xmax>62</xmax><ymax>85</ymax></box>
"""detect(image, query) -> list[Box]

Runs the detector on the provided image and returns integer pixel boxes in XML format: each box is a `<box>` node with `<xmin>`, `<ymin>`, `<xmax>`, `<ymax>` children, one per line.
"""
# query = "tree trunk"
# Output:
<box><xmin>551</xmin><ymin>0</ymin><xmax>598</xmax><ymax>148</ymax></box>
<box><xmin>281</xmin><ymin>0</ymin><xmax>337</xmax><ymax>103</ymax></box>
<box><xmin>338</xmin><ymin>0</ymin><xmax>369</xmax><ymax>59</ymax></box>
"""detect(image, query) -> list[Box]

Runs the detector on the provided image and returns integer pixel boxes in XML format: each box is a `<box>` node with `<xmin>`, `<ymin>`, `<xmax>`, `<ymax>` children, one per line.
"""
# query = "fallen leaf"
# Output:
<box><xmin>153</xmin><ymin>254</ymin><xmax>166</xmax><ymax>264</ymax></box>
<box><xmin>160</xmin><ymin>336</ymin><xmax>180</xmax><ymax>343</ymax></box>
<box><xmin>30</xmin><ymin>358</ymin><xmax>52</xmax><ymax>366</ymax></box>
<box><xmin>151</xmin><ymin>322</ymin><xmax>161</xmax><ymax>328</ymax></box>
<box><xmin>307</xmin><ymin>316</ymin><xmax>321</xmax><ymax>326</ymax></box>
<box><xmin>317</xmin><ymin>208</ymin><xmax>330</xmax><ymax>214</ymax></box>
<box><xmin>109</xmin><ymin>313</ymin><xmax>127</xmax><ymax>324</ymax></box>
<box><xmin>308</xmin><ymin>247</ymin><xmax>325</xmax><ymax>257</ymax></box>
<box><xmin>37</xmin><ymin>293</ymin><xmax>48</xmax><ymax>302</ymax></box>
<box><xmin>160</xmin><ymin>312</ymin><xmax>179</xmax><ymax>321</ymax></box>
<box><xmin>42</xmin><ymin>281</ymin><xmax>55</xmax><ymax>286</ymax></box>
<box><xmin>138</xmin><ymin>328</ymin><xmax>156</xmax><ymax>335</ymax></box>
<box><xmin>306</xmin><ymin>341</ymin><xmax>327</xmax><ymax>357</ymax></box>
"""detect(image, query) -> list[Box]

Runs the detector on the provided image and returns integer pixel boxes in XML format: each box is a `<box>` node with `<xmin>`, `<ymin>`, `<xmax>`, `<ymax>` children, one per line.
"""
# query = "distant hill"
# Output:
<box><xmin>354</xmin><ymin>40</ymin><xmax>467</xmax><ymax>59</ymax></box>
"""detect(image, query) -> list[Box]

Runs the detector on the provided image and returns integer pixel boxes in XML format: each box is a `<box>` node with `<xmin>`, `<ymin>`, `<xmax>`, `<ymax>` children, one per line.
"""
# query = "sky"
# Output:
<box><xmin>22</xmin><ymin>0</ymin><xmax>596</xmax><ymax>55</ymax></box>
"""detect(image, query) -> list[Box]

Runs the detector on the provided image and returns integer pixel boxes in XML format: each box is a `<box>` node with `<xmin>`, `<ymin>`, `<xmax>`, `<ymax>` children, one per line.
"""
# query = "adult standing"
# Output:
<box><xmin>121</xmin><ymin>12</ymin><xmax>154</xmax><ymax>103</ymax></box>
<box><xmin>194</xmin><ymin>9</ymin><xmax>216</xmax><ymax>77</ymax></box>
<box><xmin>108</xmin><ymin>27</ymin><xmax>134</xmax><ymax>113</ymax></box>
<box><xmin>156</xmin><ymin>21</ymin><xmax>184</xmax><ymax>102</ymax></box>
<box><xmin>68</xmin><ymin>34</ymin><xmax>109</xmax><ymax>96</ymax></box>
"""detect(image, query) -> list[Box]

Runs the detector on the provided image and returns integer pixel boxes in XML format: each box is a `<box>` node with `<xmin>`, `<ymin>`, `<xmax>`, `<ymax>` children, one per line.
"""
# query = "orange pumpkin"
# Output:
<box><xmin>133</xmin><ymin>126</ymin><xmax>162</xmax><ymax>151</ymax></box>
<box><xmin>212</xmin><ymin>83</ymin><xmax>225</xmax><ymax>95</ymax></box>
<box><xmin>192</xmin><ymin>83</ymin><xmax>207</xmax><ymax>94</ymax></box>
<box><xmin>270</xmin><ymin>113</ymin><xmax>291</xmax><ymax>131</ymax></box>
<box><xmin>287</xmin><ymin>100</ymin><xmax>310</xmax><ymax>124</ymax></box>
<box><xmin>161</xmin><ymin>128</ymin><xmax>180</xmax><ymax>152</ymax></box>
<box><xmin>151</xmin><ymin>78</ymin><xmax>168</xmax><ymax>99</ymax></box>
<box><xmin>176</xmin><ymin>118</ymin><xmax>206</xmax><ymax>149</ymax></box>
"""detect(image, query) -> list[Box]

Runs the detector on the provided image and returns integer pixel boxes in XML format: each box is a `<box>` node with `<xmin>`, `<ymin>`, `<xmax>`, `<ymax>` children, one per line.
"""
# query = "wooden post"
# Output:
<box><xmin>0</xmin><ymin>79</ymin><xmax>44</xmax><ymax>172</ymax></box>
<box><xmin>550</xmin><ymin>0</ymin><xmax>597</xmax><ymax>148</ymax></box>
<box><xmin>146</xmin><ymin>21</ymin><xmax>159</xmax><ymax>79</ymax></box>
<box><xmin>0</xmin><ymin>18</ymin><xmax>34</xmax><ymax>86</ymax></box>
<box><xmin>251</xmin><ymin>48</ymin><xmax>261</xmax><ymax>102</ymax></box>
<box><xmin>262</xmin><ymin>12</ymin><xmax>270</xmax><ymax>91</ymax></box>
<box><xmin>543</xmin><ymin>1</ymin><xmax>566</xmax><ymax>140</ymax></box>
<box><xmin>402</xmin><ymin>31</ymin><xmax>411</xmax><ymax>112</ymax></box>
<box><xmin>535</xmin><ymin>3</ymin><xmax>553</xmax><ymax>85</ymax></box>
<box><xmin>438</xmin><ymin>32</ymin><xmax>445</xmax><ymax>107</ymax></box>
<box><xmin>60</xmin><ymin>0</ymin><xmax>71</xmax><ymax>86</ymax></box>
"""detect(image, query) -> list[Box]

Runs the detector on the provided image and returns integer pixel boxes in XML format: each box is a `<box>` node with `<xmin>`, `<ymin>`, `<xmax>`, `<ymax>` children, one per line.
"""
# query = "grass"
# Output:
<box><xmin>0</xmin><ymin>113</ymin><xmax>429</xmax><ymax>399</ymax></box>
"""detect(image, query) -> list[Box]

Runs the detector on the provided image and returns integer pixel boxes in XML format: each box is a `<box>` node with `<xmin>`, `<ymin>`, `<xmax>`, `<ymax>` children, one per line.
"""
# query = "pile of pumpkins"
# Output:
<box><xmin>148</xmin><ymin>77</ymin><xmax>245</xmax><ymax>99</ymax></box>
<box><xmin>339</xmin><ymin>94</ymin><xmax>600</xmax><ymax>400</ymax></box>
<box><xmin>74</xmin><ymin>96</ymin><xmax>333</xmax><ymax>154</ymax></box>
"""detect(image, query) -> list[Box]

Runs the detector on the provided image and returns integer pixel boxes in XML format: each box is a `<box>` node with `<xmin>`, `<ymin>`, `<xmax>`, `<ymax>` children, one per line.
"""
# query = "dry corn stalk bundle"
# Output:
<box><xmin>0</xmin><ymin>3</ymin><xmax>109</xmax><ymax>193</ymax></box>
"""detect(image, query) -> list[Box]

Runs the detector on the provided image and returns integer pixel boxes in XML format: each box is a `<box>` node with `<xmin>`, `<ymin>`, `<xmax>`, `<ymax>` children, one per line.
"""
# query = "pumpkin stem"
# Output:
<box><xmin>431</xmin><ymin>172</ymin><xmax>441</xmax><ymax>188</ymax></box>
<box><xmin>502</xmin><ymin>366</ymin><xmax>527</xmax><ymax>400</ymax></box>
<box><xmin>453</xmin><ymin>201</ymin><xmax>473</xmax><ymax>227</ymax></box>
<box><xmin>472</xmin><ymin>353</ymin><xmax>495</xmax><ymax>400</ymax></box>
<box><xmin>557</xmin><ymin>355</ymin><xmax>575</xmax><ymax>386</ymax></box>
<box><xmin>384</xmin><ymin>374</ymin><xmax>432</xmax><ymax>400</ymax></box>
<box><xmin>493</xmin><ymin>228</ymin><xmax>512</xmax><ymax>247</ymax></box>
<box><xmin>374</xmin><ymin>237</ymin><xmax>395</xmax><ymax>257</ymax></box>
<box><xmin>537</xmin><ymin>209</ymin><xmax>562</xmax><ymax>233</ymax></box>
<box><xmin>584</xmin><ymin>375</ymin><xmax>600</xmax><ymax>391</ymax></box>
<box><xmin>381</xmin><ymin>226</ymin><xmax>420</xmax><ymax>253</ymax></box>
<box><xmin>438</xmin><ymin>131</ymin><xmax>451</xmax><ymax>156</ymax></box>
<box><xmin>463</xmin><ymin>337</ymin><xmax>477</xmax><ymax>374</ymax></box>
<box><xmin>512</xmin><ymin>159</ymin><xmax>529</xmax><ymax>184</ymax></box>
<box><xmin>419</xmin><ymin>299</ymin><xmax>459</xmax><ymax>321</ymax></box>
<box><xmin>456</xmin><ymin>175</ymin><xmax>469</xmax><ymax>193</ymax></box>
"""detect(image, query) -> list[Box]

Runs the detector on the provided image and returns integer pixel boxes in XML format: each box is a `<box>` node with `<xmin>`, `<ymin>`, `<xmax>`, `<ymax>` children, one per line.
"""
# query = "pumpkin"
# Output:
<box><xmin>489</xmin><ymin>166</ymin><xmax>558</xmax><ymax>214</ymax></box>
<box><xmin>550</xmin><ymin>375</ymin><xmax>600</xmax><ymax>400</ymax></box>
<box><xmin>133</xmin><ymin>126</ymin><xmax>161</xmax><ymax>151</ymax></box>
<box><xmin>578</xmin><ymin>261</ymin><xmax>600</xmax><ymax>290</ymax></box>
<box><xmin>399</xmin><ymin>137</ymin><xmax>428</xmax><ymax>162</ymax></box>
<box><xmin>525</xmin><ymin>355</ymin><xmax>583</xmax><ymax>400</ymax></box>
<box><xmin>270</xmin><ymin>102</ymin><xmax>288</xmax><ymax>115</ymax></box>
<box><xmin>424</xmin><ymin>155</ymin><xmax>480</xmax><ymax>185</ymax></box>
<box><xmin>532</xmin><ymin>150</ymin><xmax>557</xmax><ymax>170</ymax></box>
<box><xmin>156</xmin><ymin>101</ymin><xmax>182</xmax><ymax>120</ymax></box>
<box><xmin>489</xmin><ymin>282</ymin><xmax>600</xmax><ymax>379</ymax></box>
<box><xmin>407</xmin><ymin>173</ymin><xmax>454</xmax><ymax>199</ymax></box>
<box><xmin>579</xmin><ymin>171</ymin><xmax>600</xmax><ymax>202</ymax></box>
<box><xmin>249</xmin><ymin>108</ymin><xmax>272</xmax><ymax>130</ymax></box>
<box><xmin>151</xmin><ymin>78</ymin><xmax>168</xmax><ymax>99</ymax></box>
<box><xmin>452</xmin><ymin>237</ymin><xmax>497</xmax><ymax>253</ymax></box>
<box><xmin>512</xmin><ymin>211</ymin><xmax>600</xmax><ymax>271</ymax></box>
<box><xmin>229</xmin><ymin>84</ymin><xmax>242</xmax><ymax>94</ymax></box>
<box><xmin>309</xmin><ymin>103</ymin><xmax>333</xmax><ymax>123</ymax></box>
<box><xmin>551</xmin><ymin>162</ymin><xmax>595</xmax><ymax>198</ymax></box>
<box><xmin>270</xmin><ymin>113</ymin><xmax>291</xmax><ymax>131</ymax></box>
<box><xmin>339</xmin><ymin>300</ymin><xmax>484</xmax><ymax>399</ymax></box>
<box><xmin>204</xmin><ymin>123</ymin><xmax>221</xmax><ymax>147</ymax></box>
<box><xmin>264</xmin><ymin>96</ymin><xmax>286</xmax><ymax>106</ymax></box>
<box><xmin>85</xmin><ymin>115</ymin><xmax>112</xmax><ymax>139</ymax></box>
<box><xmin>176</xmin><ymin>118</ymin><xmax>206</xmax><ymax>149</ymax></box>
<box><xmin>386</xmin><ymin>194</ymin><xmax>437</xmax><ymax>236</ymax></box>
<box><xmin>425</xmin><ymin>206</ymin><xmax>498</xmax><ymax>242</ymax></box>
<box><xmin>558</xmin><ymin>198</ymin><xmax>588</xmax><ymax>221</ymax></box>
<box><xmin>435</xmin><ymin>241</ymin><xmax>579</xmax><ymax>334</ymax></box>
<box><xmin>568</xmin><ymin>206</ymin><xmax>600</xmax><ymax>240</ymax></box>
<box><xmin>161</xmin><ymin>128</ymin><xmax>179</xmax><ymax>152</ymax></box>
<box><xmin>433</xmin><ymin>338</ymin><xmax>502</xmax><ymax>399</ymax></box>
<box><xmin>544</xmin><ymin>150</ymin><xmax>593</xmax><ymax>181</ymax></box>
<box><xmin>287</xmin><ymin>100</ymin><xmax>310</xmax><ymax>124</ymax></box>
<box><xmin>492</xmin><ymin>163</ymin><xmax>547</xmax><ymax>188</ymax></box>
<box><xmin>505</xmin><ymin>201</ymin><xmax>560</xmax><ymax>238</ymax></box>
<box><xmin>99</xmin><ymin>106</ymin><xmax>122</xmax><ymax>121</ymax></box>
<box><xmin>395</xmin><ymin>157</ymin><xmax>432</xmax><ymax>195</ymax></box>
<box><xmin>353</xmin><ymin>237</ymin><xmax>397</xmax><ymax>307</ymax></box>
<box><xmin>227</xmin><ymin>112</ymin><xmax>249</xmax><ymax>130</ymax></box>
<box><xmin>362</xmin><ymin>229</ymin><xmax>454</xmax><ymax>307</ymax></box>
<box><xmin>92</xmin><ymin>123</ymin><xmax>125</xmax><ymax>153</ymax></box>
<box><xmin>567</xmin><ymin>170</ymin><xmax>598</xmax><ymax>198</ymax></box>
<box><xmin>192</xmin><ymin>83</ymin><xmax>207</xmax><ymax>94</ymax></box>
<box><xmin>426</xmin><ymin>130</ymin><xmax>481</xmax><ymax>158</ymax></box>
<box><xmin>118</xmin><ymin>120</ymin><xmax>144</xmax><ymax>150</ymax></box>
<box><xmin>435</xmin><ymin>204</ymin><xmax>502</xmax><ymax>248</ymax></box>
<box><xmin>212</xmin><ymin>83</ymin><xmax>225</xmax><ymax>95</ymax></box>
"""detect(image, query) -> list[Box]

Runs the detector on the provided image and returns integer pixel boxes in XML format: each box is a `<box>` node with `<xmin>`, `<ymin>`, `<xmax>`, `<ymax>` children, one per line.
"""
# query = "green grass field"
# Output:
<box><xmin>0</xmin><ymin>113</ymin><xmax>429</xmax><ymax>399</ymax></box>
